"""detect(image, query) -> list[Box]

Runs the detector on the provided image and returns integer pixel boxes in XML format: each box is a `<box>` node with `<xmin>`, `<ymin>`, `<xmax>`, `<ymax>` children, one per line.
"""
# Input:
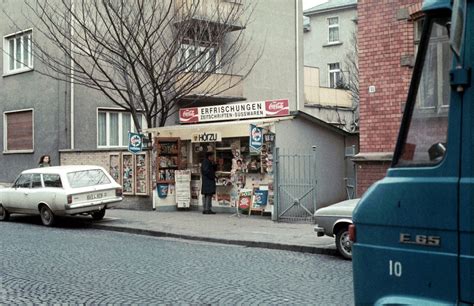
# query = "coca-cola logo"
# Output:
<box><xmin>179</xmin><ymin>108</ymin><xmax>199</xmax><ymax>123</ymax></box>
<box><xmin>268</xmin><ymin>102</ymin><xmax>285</xmax><ymax>111</ymax></box>
<box><xmin>265</xmin><ymin>99</ymin><xmax>289</xmax><ymax>117</ymax></box>
<box><xmin>181</xmin><ymin>109</ymin><xmax>196</xmax><ymax>118</ymax></box>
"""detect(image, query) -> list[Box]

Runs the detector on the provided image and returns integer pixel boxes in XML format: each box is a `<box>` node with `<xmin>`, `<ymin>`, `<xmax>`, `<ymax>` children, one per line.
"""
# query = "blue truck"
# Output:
<box><xmin>351</xmin><ymin>0</ymin><xmax>473</xmax><ymax>304</ymax></box>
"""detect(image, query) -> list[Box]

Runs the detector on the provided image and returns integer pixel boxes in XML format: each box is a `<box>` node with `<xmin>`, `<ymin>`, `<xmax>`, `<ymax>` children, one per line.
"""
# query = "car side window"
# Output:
<box><xmin>43</xmin><ymin>174</ymin><xmax>63</xmax><ymax>188</ymax></box>
<box><xmin>31</xmin><ymin>174</ymin><xmax>42</xmax><ymax>188</ymax></box>
<box><xmin>14</xmin><ymin>174</ymin><xmax>32</xmax><ymax>188</ymax></box>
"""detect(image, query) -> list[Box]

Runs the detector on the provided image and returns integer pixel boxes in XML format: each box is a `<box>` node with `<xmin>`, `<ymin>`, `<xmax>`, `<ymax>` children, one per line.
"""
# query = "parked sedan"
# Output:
<box><xmin>314</xmin><ymin>198</ymin><xmax>359</xmax><ymax>259</ymax></box>
<box><xmin>0</xmin><ymin>165</ymin><xmax>123</xmax><ymax>226</ymax></box>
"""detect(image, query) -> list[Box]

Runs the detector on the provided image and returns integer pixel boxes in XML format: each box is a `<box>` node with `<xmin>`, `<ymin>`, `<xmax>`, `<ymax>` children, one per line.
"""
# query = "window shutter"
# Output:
<box><xmin>6</xmin><ymin>110</ymin><xmax>33</xmax><ymax>151</ymax></box>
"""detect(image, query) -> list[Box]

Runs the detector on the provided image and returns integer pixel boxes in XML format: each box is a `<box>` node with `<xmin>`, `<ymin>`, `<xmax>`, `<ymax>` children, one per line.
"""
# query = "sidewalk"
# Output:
<box><xmin>89</xmin><ymin>208</ymin><xmax>338</xmax><ymax>256</ymax></box>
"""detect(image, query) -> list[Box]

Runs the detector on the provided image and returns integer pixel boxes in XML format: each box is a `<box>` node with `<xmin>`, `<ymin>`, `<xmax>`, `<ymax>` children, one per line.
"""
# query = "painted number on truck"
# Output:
<box><xmin>389</xmin><ymin>260</ymin><xmax>402</xmax><ymax>277</ymax></box>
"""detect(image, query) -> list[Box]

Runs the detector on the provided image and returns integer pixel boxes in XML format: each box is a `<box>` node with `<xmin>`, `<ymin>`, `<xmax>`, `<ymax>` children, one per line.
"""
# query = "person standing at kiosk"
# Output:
<box><xmin>201</xmin><ymin>152</ymin><xmax>217</xmax><ymax>214</ymax></box>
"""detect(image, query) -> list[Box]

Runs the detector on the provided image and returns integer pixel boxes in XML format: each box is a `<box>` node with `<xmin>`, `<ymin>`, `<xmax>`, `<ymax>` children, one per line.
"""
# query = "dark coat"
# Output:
<box><xmin>201</xmin><ymin>158</ymin><xmax>216</xmax><ymax>195</ymax></box>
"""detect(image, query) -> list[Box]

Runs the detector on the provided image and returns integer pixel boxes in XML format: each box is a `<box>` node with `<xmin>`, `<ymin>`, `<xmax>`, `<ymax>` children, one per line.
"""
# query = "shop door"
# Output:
<box><xmin>274</xmin><ymin>148</ymin><xmax>317</xmax><ymax>222</ymax></box>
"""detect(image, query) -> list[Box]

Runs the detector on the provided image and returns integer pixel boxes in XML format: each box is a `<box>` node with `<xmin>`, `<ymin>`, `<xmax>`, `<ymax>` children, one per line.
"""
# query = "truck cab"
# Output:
<box><xmin>352</xmin><ymin>0</ymin><xmax>473</xmax><ymax>304</ymax></box>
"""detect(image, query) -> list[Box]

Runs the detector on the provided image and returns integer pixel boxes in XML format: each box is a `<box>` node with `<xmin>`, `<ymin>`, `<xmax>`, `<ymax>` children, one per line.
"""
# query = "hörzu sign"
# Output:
<box><xmin>191</xmin><ymin>132</ymin><xmax>222</xmax><ymax>143</ymax></box>
<box><xmin>179</xmin><ymin>99</ymin><xmax>290</xmax><ymax>124</ymax></box>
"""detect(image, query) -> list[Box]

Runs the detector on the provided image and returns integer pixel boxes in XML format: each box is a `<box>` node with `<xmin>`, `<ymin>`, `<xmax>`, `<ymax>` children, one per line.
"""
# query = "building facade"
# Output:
<box><xmin>354</xmin><ymin>0</ymin><xmax>423</xmax><ymax>196</ymax></box>
<box><xmin>302</xmin><ymin>0</ymin><xmax>358</xmax><ymax>133</ymax></box>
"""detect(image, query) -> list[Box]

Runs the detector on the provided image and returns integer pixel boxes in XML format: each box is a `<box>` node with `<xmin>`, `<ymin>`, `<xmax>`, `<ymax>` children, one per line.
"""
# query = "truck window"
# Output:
<box><xmin>395</xmin><ymin>17</ymin><xmax>452</xmax><ymax>167</ymax></box>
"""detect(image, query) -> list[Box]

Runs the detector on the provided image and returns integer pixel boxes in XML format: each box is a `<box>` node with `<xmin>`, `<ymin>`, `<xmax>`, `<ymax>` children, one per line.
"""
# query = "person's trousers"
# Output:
<box><xmin>203</xmin><ymin>194</ymin><xmax>213</xmax><ymax>211</ymax></box>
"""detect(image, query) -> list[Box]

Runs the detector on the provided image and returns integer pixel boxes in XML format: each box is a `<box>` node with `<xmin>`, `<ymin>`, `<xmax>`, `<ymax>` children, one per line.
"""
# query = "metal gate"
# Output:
<box><xmin>273</xmin><ymin>147</ymin><xmax>317</xmax><ymax>223</ymax></box>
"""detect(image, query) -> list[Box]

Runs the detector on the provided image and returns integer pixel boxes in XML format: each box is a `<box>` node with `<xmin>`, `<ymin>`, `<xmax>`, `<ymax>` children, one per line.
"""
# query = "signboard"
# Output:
<box><xmin>175</xmin><ymin>170</ymin><xmax>191</xmax><ymax>208</ymax></box>
<box><xmin>249</xmin><ymin>124</ymin><xmax>263</xmax><ymax>154</ymax></box>
<box><xmin>128</xmin><ymin>132</ymin><xmax>143</xmax><ymax>154</ymax></box>
<box><xmin>191</xmin><ymin>132</ymin><xmax>222</xmax><ymax>143</ymax></box>
<box><xmin>179</xmin><ymin>99</ymin><xmax>290</xmax><ymax>124</ymax></box>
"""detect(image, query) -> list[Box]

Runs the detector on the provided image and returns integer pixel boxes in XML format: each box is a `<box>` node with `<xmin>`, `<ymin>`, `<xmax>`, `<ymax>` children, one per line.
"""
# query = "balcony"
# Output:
<box><xmin>174</xmin><ymin>0</ymin><xmax>244</xmax><ymax>32</ymax></box>
<box><xmin>176</xmin><ymin>72</ymin><xmax>244</xmax><ymax>104</ymax></box>
<box><xmin>304</xmin><ymin>66</ymin><xmax>353</xmax><ymax>108</ymax></box>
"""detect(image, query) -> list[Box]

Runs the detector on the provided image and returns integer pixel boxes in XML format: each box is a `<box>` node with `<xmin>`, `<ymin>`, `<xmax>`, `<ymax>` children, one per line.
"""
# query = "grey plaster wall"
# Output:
<box><xmin>303</xmin><ymin>7</ymin><xmax>357</xmax><ymax>87</ymax></box>
<box><xmin>241</xmin><ymin>0</ymin><xmax>304</xmax><ymax>110</ymax></box>
<box><xmin>275</xmin><ymin>117</ymin><xmax>347</xmax><ymax>208</ymax></box>
<box><xmin>0</xmin><ymin>1</ymin><xmax>68</xmax><ymax>182</ymax></box>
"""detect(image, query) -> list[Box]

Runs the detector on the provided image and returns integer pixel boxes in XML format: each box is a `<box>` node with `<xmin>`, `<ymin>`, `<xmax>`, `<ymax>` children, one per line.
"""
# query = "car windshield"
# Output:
<box><xmin>67</xmin><ymin>169</ymin><xmax>111</xmax><ymax>188</ymax></box>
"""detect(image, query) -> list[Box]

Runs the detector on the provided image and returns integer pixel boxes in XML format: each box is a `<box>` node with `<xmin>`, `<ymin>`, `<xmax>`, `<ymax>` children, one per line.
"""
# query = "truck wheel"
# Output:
<box><xmin>40</xmin><ymin>205</ymin><xmax>55</xmax><ymax>227</ymax></box>
<box><xmin>0</xmin><ymin>204</ymin><xmax>10</xmax><ymax>221</ymax></box>
<box><xmin>336</xmin><ymin>227</ymin><xmax>352</xmax><ymax>260</ymax></box>
<box><xmin>91</xmin><ymin>209</ymin><xmax>106</xmax><ymax>220</ymax></box>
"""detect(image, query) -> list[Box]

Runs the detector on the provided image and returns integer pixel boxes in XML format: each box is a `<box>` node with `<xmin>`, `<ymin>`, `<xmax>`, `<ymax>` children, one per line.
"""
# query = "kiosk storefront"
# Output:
<box><xmin>145</xmin><ymin>99</ymin><xmax>291</xmax><ymax>214</ymax></box>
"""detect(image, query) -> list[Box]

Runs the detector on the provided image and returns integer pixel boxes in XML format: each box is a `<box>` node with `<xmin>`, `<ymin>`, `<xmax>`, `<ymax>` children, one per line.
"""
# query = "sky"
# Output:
<box><xmin>303</xmin><ymin>0</ymin><xmax>328</xmax><ymax>10</ymax></box>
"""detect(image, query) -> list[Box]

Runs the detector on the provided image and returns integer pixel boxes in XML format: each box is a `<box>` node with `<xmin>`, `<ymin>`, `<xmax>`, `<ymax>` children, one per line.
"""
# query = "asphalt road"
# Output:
<box><xmin>0</xmin><ymin>217</ymin><xmax>354</xmax><ymax>305</ymax></box>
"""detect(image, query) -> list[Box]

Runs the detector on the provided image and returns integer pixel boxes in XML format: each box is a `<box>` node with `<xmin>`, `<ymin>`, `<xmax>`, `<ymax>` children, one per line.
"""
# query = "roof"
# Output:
<box><xmin>23</xmin><ymin>165</ymin><xmax>105</xmax><ymax>174</ymax></box>
<box><xmin>294</xmin><ymin>111</ymin><xmax>356</xmax><ymax>136</ymax></box>
<box><xmin>422</xmin><ymin>0</ymin><xmax>451</xmax><ymax>12</ymax></box>
<box><xmin>304</xmin><ymin>0</ymin><xmax>357</xmax><ymax>15</ymax></box>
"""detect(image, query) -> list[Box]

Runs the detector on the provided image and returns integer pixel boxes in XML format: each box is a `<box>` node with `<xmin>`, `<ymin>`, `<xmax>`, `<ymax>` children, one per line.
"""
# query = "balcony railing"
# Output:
<box><xmin>304</xmin><ymin>66</ymin><xmax>353</xmax><ymax>108</ymax></box>
<box><xmin>176</xmin><ymin>72</ymin><xmax>244</xmax><ymax>102</ymax></box>
<box><xmin>175</xmin><ymin>0</ymin><xmax>244</xmax><ymax>32</ymax></box>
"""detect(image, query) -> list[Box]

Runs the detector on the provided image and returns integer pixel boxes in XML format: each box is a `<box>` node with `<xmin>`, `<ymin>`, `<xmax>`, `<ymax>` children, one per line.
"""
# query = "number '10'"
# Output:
<box><xmin>389</xmin><ymin>260</ymin><xmax>402</xmax><ymax>277</ymax></box>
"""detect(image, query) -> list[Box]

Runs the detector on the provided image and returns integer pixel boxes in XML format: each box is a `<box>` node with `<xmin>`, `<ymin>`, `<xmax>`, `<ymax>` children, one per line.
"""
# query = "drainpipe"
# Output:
<box><xmin>295</xmin><ymin>0</ymin><xmax>301</xmax><ymax>112</ymax></box>
<box><xmin>70</xmin><ymin>0</ymin><xmax>75</xmax><ymax>150</ymax></box>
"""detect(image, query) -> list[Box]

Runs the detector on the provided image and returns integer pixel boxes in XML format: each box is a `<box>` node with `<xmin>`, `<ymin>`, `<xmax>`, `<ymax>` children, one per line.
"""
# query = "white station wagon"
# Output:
<box><xmin>0</xmin><ymin>165</ymin><xmax>123</xmax><ymax>226</ymax></box>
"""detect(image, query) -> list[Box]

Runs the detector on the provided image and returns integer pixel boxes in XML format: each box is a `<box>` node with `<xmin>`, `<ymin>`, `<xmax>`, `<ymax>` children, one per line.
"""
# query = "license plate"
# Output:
<box><xmin>86</xmin><ymin>192</ymin><xmax>108</xmax><ymax>201</ymax></box>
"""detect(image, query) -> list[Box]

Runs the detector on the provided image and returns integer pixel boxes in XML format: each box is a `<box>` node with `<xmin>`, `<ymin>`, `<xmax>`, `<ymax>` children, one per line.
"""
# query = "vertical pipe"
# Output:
<box><xmin>70</xmin><ymin>0</ymin><xmax>75</xmax><ymax>150</ymax></box>
<box><xmin>312</xmin><ymin>146</ymin><xmax>317</xmax><ymax>213</ymax></box>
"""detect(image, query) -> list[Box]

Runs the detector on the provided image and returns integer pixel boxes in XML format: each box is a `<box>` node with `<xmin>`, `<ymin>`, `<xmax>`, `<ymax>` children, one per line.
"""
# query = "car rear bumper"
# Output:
<box><xmin>64</xmin><ymin>197</ymin><xmax>123</xmax><ymax>215</ymax></box>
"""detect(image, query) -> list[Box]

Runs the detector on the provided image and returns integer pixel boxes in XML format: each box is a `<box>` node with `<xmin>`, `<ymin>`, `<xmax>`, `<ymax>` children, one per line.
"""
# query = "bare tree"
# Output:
<box><xmin>7</xmin><ymin>0</ymin><xmax>261</xmax><ymax>131</ymax></box>
<box><xmin>338</xmin><ymin>30</ymin><xmax>359</xmax><ymax>132</ymax></box>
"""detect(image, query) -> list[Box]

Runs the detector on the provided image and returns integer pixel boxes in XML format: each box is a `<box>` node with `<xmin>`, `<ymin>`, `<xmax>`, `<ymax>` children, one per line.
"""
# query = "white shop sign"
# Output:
<box><xmin>191</xmin><ymin>132</ymin><xmax>222</xmax><ymax>143</ymax></box>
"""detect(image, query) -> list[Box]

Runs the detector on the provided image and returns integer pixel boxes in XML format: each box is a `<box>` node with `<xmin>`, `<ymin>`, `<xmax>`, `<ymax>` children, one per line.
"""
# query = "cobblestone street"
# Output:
<box><xmin>0</xmin><ymin>222</ymin><xmax>353</xmax><ymax>305</ymax></box>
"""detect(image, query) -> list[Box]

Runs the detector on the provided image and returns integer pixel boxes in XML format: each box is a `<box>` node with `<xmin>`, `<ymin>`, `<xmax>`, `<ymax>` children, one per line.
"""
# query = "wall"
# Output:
<box><xmin>0</xmin><ymin>1</ymin><xmax>68</xmax><ymax>182</ymax></box>
<box><xmin>275</xmin><ymin>116</ymin><xmax>347</xmax><ymax>207</ymax></box>
<box><xmin>303</xmin><ymin>6</ymin><xmax>357</xmax><ymax>87</ymax></box>
<box><xmin>356</xmin><ymin>0</ymin><xmax>422</xmax><ymax>196</ymax></box>
<box><xmin>241</xmin><ymin>0</ymin><xmax>303</xmax><ymax>111</ymax></box>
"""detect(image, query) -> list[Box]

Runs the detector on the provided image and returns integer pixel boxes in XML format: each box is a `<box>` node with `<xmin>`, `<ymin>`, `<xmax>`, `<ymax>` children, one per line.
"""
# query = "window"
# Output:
<box><xmin>14</xmin><ymin>174</ymin><xmax>31</xmax><ymax>188</ymax></box>
<box><xmin>3</xmin><ymin>30</ymin><xmax>33</xmax><ymax>75</ymax></box>
<box><xmin>67</xmin><ymin>169</ymin><xmax>111</xmax><ymax>188</ymax></box>
<box><xmin>97</xmin><ymin>110</ymin><xmax>146</xmax><ymax>147</ymax></box>
<box><xmin>31</xmin><ymin>174</ymin><xmax>42</xmax><ymax>188</ymax></box>
<box><xmin>43</xmin><ymin>174</ymin><xmax>62</xmax><ymax>188</ymax></box>
<box><xmin>328</xmin><ymin>17</ymin><xmax>339</xmax><ymax>43</ymax></box>
<box><xmin>179</xmin><ymin>43</ymin><xmax>218</xmax><ymax>72</ymax></box>
<box><xmin>395</xmin><ymin>17</ymin><xmax>451</xmax><ymax>167</ymax></box>
<box><xmin>3</xmin><ymin>109</ymin><xmax>34</xmax><ymax>152</ymax></box>
<box><xmin>328</xmin><ymin>63</ymin><xmax>342</xmax><ymax>88</ymax></box>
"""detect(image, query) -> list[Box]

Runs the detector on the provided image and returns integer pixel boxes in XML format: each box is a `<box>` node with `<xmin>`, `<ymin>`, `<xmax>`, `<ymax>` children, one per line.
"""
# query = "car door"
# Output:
<box><xmin>24</xmin><ymin>173</ymin><xmax>45</xmax><ymax>214</ymax></box>
<box><xmin>8</xmin><ymin>174</ymin><xmax>32</xmax><ymax>212</ymax></box>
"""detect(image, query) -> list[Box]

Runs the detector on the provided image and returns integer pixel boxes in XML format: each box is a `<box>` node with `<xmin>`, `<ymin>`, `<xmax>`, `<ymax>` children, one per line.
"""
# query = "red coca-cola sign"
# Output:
<box><xmin>179</xmin><ymin>108</ymin><xmax>199</xmax><ymax>123</ymax></box>
<box><xmin>265</xmin><ymin>99</ymin><xmax>289</xmax><ymax>117</ymax></box>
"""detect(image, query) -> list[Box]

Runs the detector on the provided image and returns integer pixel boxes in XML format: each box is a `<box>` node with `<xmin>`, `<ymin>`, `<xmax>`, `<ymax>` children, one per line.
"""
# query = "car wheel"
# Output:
<box><xmin>91</xmin><ymin>209</ymin><xmax>106</xmax><ymax>221</ymax></box>
<box><xmin>40</xmin><ymin>205</ymin><xmax>55</xmax><ymax>227</ymax></box>
<box><xmin>336</xmin><ymin>227</ymin><xmax>352</xmax><ymax>260</ymax></box>
<box><xmin>0</xmin><ymin>204</ymin><xmax>10</xmax><ymax>221</ymax></box>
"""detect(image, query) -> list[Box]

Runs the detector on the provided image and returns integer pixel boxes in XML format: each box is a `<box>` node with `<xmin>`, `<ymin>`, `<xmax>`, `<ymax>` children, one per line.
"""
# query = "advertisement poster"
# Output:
<box><xmin>238</xmin><ymin>189</ymin><xmax>253</xmax><ymax>210</ymax></box>
<box><xmin>249</xmin><ymin>124</ymin><xmax>263</xmax><ymax>155</ymax></box>
<box><xmin>128</xmin><ymin>132</ymin><xmax>143</xmax><ymax>154</ymax></box>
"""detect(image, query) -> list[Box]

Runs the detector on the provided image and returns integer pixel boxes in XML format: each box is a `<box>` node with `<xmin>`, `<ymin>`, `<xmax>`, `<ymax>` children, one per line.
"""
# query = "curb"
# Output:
<box><xmin>90</xmin><ymin>224</ymin><xmax>339</xmax><ymax>257</ymax></box>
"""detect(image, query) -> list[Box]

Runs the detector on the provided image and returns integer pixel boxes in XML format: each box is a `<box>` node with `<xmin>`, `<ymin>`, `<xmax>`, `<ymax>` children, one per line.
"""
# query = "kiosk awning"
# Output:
<box><xmin>143</xmin><ymin>116</ymin><xmax>294</xmax><ymax>140</ymax></box>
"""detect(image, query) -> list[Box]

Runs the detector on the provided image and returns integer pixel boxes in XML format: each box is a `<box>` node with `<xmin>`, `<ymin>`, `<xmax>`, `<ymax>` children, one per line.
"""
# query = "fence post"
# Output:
<box><xmin>312</xmin><ymin>145</ymin><xmax>317</xmax><ymax>213</ymax></box>
<box><xmin>272</xmin><ymin>147</ymin><xmax>279</xmax><ymax>221</ymax></box>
